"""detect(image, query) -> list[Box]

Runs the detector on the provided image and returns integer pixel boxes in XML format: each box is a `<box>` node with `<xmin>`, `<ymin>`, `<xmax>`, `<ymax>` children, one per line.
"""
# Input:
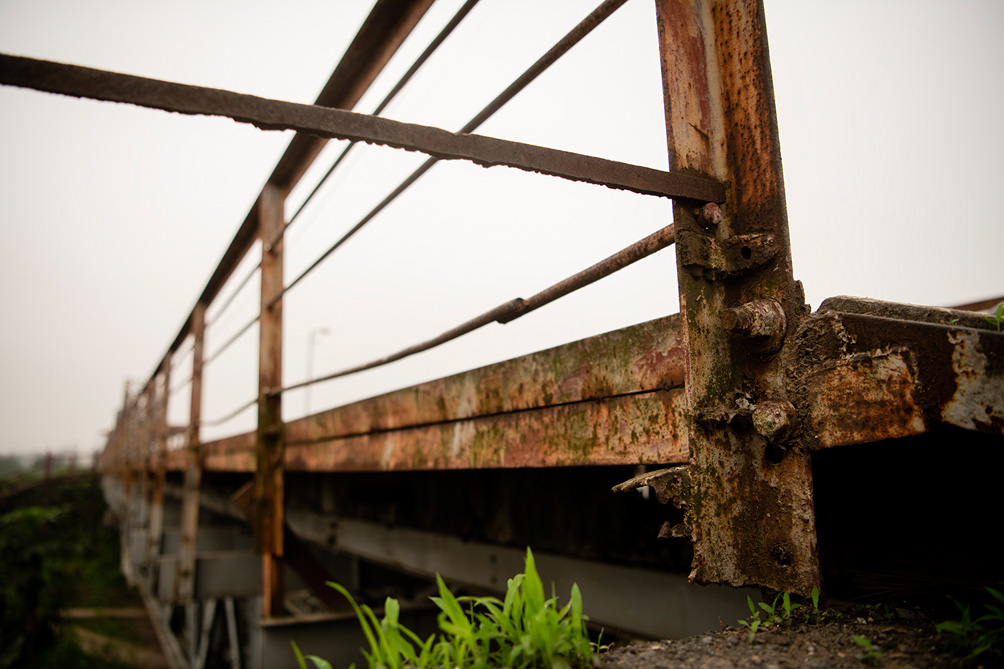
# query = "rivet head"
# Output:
<box><xmin>753</xmin><ymin>400</ymin><xmax>797</xmax><ymax>443</ymax></box>
<box><xmin>721</xmin><ymin>298</ymin><xmax>787</xmax><ymax>353</ymax></box>
<box><xmin>697</xmin><ymin>202</ymin><xmax>723</xmax><ymax>228</ymax></box>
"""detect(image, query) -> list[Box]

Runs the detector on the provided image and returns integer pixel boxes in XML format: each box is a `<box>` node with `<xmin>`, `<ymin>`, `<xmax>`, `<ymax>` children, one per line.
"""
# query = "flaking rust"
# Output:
<box><xmin>658</xmin><ymin>0</ymin><xmax>819</xmax><ymax>595</ymax></box>
<box><xmin>789</xmin><ymin>299</ymin><xmax>1004</xmax><ymax>448</ymax></box>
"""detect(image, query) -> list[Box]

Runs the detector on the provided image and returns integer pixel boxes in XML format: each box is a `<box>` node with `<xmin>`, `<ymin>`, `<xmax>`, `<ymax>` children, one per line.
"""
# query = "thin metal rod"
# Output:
<box><xmin>273</xmin><ymin>223</ymin><xmax>675</xmax><ymax>396</ymax></box>
<box><xmin>267</xmin><ymin>0</ymin><xmax>633</xmax><ymax>308</ymax></box>
<box><xmin>198</xmin><ymin>397</ymin><xmax>259</xmax><ymax>428</ymax></box>
<box><xmin>203</xmin><ymin>314</ymin><xmax>259</xmax><ymax>368</ymax></box>
<box><xmin>208</xmin><ymin>261</ymin><xmax>261</xmax><ymax>326</ymax></box>
<box><xmin>169</xmin><ymin>374</ymin><xmax>193</xmax><ymax>398</ymax></box>
<box><xmin>271</xmin><ymin>0</ymin><xmax>483</xmax><ymax>250</ymax></box>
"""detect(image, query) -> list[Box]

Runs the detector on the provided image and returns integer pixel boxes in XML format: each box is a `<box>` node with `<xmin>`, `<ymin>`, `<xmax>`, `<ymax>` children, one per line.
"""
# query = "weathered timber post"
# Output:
<box><xmin>257</xmin><ymin>184</ymin><xmax>285</xmax><ymax>617</ymax></box>
<box><xmin>657</xmin><ymin>0</ymin><xmax>819</xmax><ymax>594</ymax></box>
<box><xmin>145</xmin><ymin>355</ymin><xmax>170</xmax><ymax>567</ymax></box>
<box><xmin>176</xmin><ymin>302</ymin><xmax>206</xmax><ymax>604</ymax></box>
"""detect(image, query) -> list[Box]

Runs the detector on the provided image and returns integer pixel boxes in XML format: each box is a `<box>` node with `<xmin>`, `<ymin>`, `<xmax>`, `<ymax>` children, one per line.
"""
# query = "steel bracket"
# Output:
<box><xmin>677</xmin><ymin>230</ymin><xmax>779</xmax><ymax>280</ymax></box>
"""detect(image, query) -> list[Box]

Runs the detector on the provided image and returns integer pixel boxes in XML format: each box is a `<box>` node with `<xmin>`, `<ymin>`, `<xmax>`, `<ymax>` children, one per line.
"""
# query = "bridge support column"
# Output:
<box><xmin>145</xmin><ymin>355</ymin><xmax>170</xmax><ymax>570</ymax></box>
<box><xmin>257</xmin><ymin>184</ymin><xmax>285</xmax><ymax>617</ymax></box>
<box><xmin>177</xmin><ymin>302</ymin><xmax>206</xmax><ymax>604</ymax></box>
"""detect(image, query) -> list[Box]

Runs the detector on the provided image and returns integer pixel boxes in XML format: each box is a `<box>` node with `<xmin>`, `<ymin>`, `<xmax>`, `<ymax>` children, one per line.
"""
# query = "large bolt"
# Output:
<box><xmin>721</xmin><ymin>298</ymin><xmax>786</xmax><ymax>352</ymax></box>
<box><xmin>752</xmin><ymin>400</ymin><xmax>797</xmax><ymax>443</ymax></box>
<box><xmin>697</xmin><ymin>202</ymin><xmax>723</xmax><ymax>228</ymax></box>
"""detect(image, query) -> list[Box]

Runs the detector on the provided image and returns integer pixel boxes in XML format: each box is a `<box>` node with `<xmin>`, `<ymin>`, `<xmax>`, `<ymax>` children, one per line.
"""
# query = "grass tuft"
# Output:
<box><xmin>293</xmin><ymin>548</ymin><xmax>597</xmax><ymax>669</ymax></box>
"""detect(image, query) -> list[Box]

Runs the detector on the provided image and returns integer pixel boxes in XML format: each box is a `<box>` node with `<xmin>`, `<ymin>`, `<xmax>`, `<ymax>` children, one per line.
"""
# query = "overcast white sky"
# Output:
<box><xmin>1</xmin><ymin>0</ymin><xmax>1002</xmax><ymax>457</ymax></box>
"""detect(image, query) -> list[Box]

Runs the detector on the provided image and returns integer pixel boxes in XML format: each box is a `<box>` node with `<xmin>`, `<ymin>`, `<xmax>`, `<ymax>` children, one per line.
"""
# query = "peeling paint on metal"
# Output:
<box><xmin>943</xmin><ymin>330</ymin><xmax>1004</xmax><ymax>432</ymax></box>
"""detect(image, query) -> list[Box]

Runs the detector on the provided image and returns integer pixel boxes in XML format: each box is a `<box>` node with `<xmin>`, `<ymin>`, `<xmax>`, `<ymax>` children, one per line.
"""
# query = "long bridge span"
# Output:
<box><xmin>3</xmin><ymin>0</ymin><xmax>1002</xmax><ymax>666</ymax></box>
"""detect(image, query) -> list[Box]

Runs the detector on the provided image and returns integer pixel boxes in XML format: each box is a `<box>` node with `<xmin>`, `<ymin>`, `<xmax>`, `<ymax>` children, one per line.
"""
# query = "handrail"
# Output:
<box><xmin>268</xmin><ymin>0</ymin><xmax>635</xmax><ymax>306</ymax></box>
<box><xmin>275</xmin><ymin>223</ymin><xmax>676</xmax><ymax>396</ymax></box>
<box><xmin>272</xmin><ymin>0</ymin><xmax>484</xmax><ymax>250</ymax></box>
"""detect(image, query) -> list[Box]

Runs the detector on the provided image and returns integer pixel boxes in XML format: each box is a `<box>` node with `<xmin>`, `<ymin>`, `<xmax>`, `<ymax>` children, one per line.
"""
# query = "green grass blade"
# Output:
<box><xmin>326</xmin><ymin>581</ymin><xmax>382</xmax><ymax>661</ymax></box>
<box><xmin>291</xmin><ymin>641</ymin><xmax>308</xmax><ymax>669</ymax></box>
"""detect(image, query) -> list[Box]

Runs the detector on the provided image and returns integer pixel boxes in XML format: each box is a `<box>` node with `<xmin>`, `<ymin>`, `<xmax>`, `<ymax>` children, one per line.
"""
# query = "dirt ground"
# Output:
<box><xmin>595</xmin><ymin>605</ymin><xmax>994</xmax><ymax>669</ymax></box>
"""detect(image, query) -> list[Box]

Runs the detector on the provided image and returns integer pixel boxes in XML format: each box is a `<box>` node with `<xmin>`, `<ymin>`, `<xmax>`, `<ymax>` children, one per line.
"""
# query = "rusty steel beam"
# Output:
<box><xmin>290</xmin><ymin>314</ymin><xmax>684</xmax><ymax>439</ymax></box>
<box><xmin>0</xmin><ymin>53</ymin><xmax>724</xmax><ymax>204</ymax></box>
<box><xmin>270</xmin><ymin>0</ymin><xmax>435</xmax><ymax>192</ymax></box>
<box><xmin>657</xmin><ymin>0</ymin><xmax>818</xmax><ymax>594</ymax></box>
<box><xmin>256</xmin><ymin>185</ymin><xmax>285</xmax><ymax>617</ymax></box>
<box><xmin>286</xmin><ymin>391</ymin><xmax>687</xmax><ymax>472</ymax></box>
<box><xmin>198</xmin><ymin>392</ymin><xmax>686</xmax><ymax>473</ymax></box>
<box><xmin>175</xmin><ymin>302</ymin><xmax>205</xmax><ymax>605</ymax></box>
<box><xmin>182</xmin><ymin>315</ymin><xmax>686</xmax><ymax>473</ymax></box>
<box><xmin>790</xmin><ymin>298</ymin><xmax>1004</xmax><ymax>447</ymax></box>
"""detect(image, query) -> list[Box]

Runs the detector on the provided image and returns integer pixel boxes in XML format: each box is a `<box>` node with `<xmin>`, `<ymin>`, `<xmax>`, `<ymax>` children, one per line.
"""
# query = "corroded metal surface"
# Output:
<box><xmin>287</xmin><ymin>314</ymin><xmax>684</xmax><ymax>443</ymax></box>
<box><xmin>175</xmin><ymin>303</ymin><xmax>205</xmax><ymax>604</ymax></box>
<box><xmin>256</xmin><ymin>185</ymin><xmax>285</xmax><ymax>617</ymax></box>
<box><xmin>800</xmin><ymin>349</ymin><xmax>928</xmax><ymax>449</ymax></box>
<box><xmin>200</xmin><ymin>432</ymin><xmax>257</xmax><ymax>472</ymax></box>
<box><xmin>0</xmin><ymin>53</ymin><xmax>724</xmax><ymax>204</ymax></box>
<box><xmin>789</xmin><ymin>300</ymin><xmax>1004</xmax><ymax>447</ymax></box>
<box><xmin>658</xmin><ymin>0</ymin><xmax>818</xmax><ymax>594</ymax></box>
<box><xmin>285</xmin><ymin>391</ymin><xmax>687</xmax><ymax>472</ymax></box>
<box><xmin>194</xmin><ymin>316</ymin><xmax>686</xmax><ymax>472</ymax></box>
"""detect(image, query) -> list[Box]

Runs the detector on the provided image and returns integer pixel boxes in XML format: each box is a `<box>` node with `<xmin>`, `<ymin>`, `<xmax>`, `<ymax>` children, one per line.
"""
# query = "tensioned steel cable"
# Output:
<box><xmin>267</xmin><ymin>0</ymin><xmax>630</xmax><ymax>309</ymax></box>
<box><xmin>197</xmin><ymin>397</ymin><xmax>259</xmax><ymax>428</ymax></box>
<box><xmin>168</xmin><ymin>374</ymin><xmax>193</xmax><ymax>397</ymax></box>
<box><xmin>268</xmin><ymin>0</ymin><xmax>483</xmax><ymax>251</ymax></box>
<box><xmin>206</xmin><ymin>260</ymin><xmax>261</xmax><ymax>326</ymax></box>
<box><xmin>272</xmin><ymin>222</ymin><xmax>675</xmax><ymax>396</ymax></box>
<box><xmin>202</xmin><ymin>313</ymin><xmax>260</xmax><ymax>368</ymax></box>
<box><xmin>168</xmin><ymin>0</ymin><xmax>484</xmax><ymax>402</ymax></box>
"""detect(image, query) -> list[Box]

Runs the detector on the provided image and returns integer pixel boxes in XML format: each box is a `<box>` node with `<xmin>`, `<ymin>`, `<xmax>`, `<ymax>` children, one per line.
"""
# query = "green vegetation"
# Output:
<box><xmin>851</xmin><ymin>634</ymin><xmax>883</xmax><ymax>665</ymax></box>
<box><xmin>0</xmin><ymin>474</ymin><xmax>140</xmax><ymax>668</ymax></box>
<box><xmin>737</xmin><ymin>588</ymin><xmax>821</xmax><ymax>642</ymax></box>
<box><xmin>936</xmin><ymin>586</ymin><xmax>1004</xmax><ymax>661</ymax></box>
<box><xmin>985</xmin><ymin>302</ymin><xmax>1004</xmax><ymax>332</ymax></box>
<box><xmin>294</xmin><ymin>548</ymin><xmax>597</xmax><ymax>669</ymax></box>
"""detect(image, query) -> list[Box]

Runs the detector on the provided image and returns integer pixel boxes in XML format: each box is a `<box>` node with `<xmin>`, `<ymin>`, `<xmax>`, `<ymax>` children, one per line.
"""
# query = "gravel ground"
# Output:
<box><xmin>595</xmin><ymin>606</ymin><xmax>996</xmax><ymax>669</ymax></box>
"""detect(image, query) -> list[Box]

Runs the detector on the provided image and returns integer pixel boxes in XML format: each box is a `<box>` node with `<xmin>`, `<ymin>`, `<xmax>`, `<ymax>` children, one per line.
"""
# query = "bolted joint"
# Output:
<box><xmin>696</xmin><ymin>202</ymin><xmax>723</xmax><ymax>228</ymax></box>
<box><xmin>752</xmin><ymin>400</ymin><xmax>798</xmax><ymax>444</ymax></box>
<box><xmin>721</xmin><ymin>298</ymin><xmax>786</xmax><ymax>353</ymax></box>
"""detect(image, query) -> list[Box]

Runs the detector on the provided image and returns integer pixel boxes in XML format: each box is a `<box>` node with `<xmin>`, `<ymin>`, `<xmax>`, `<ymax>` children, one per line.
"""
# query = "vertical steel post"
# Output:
<box><xmin>257</xmin><ymin>185</ymin><xmax>285</xmax><ymax>617</ymax></box>
<box><xmin>177</xmin><ymin>302</ymin><xmax>206</xmax><ymax>604</ymax></box>
<box><xmin>121</xmin><ymin>381</ymin><xmax>136</xmax><ymax>531</ymax></box>
<box><xmin>145</xmin><ymin>356</ymin><xmax>171</xmax><ymax>567</ymax></box>
<box><xmin>140</xmin><ymin>381</ymin><xmax>155</xmax><ymax>530</ymax></box>
<box><xmin>656</xmin><ymin>0</ymin><xmax>819</xmax><ymax>593</ymax></box>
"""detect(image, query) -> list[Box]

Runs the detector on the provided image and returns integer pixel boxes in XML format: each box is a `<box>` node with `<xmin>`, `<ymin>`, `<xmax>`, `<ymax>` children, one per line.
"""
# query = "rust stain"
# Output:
<box><xmin>284</xmin><ymin>391</ymin><xmax>688</xmax><ymax>473</ymax></box>
<box><xmin>806</xmin><ymin>349</ymin><xmax>927</xmax><ymax>449</ymax></box>
<box><xmin>286</xmin><ymin>315</ymin><xmax>684</xmax><ymax>445</ymax></box>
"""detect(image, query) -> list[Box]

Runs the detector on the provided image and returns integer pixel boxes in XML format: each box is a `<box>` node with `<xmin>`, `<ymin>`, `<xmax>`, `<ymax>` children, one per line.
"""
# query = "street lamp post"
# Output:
<box><xmin>305</xmin><ymin>327</ymin><xmax>330</xmax><ymax>416</ymax></box>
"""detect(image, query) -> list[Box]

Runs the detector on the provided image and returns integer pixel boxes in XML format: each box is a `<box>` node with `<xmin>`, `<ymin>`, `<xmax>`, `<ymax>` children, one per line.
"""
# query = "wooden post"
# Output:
<box><xmin>176</xmin><ymin>303</ymin><xmax>206</xmax><ymax>604</ymax></box>
<box><xmin>257</xmin><ymin>184</ymin><xmax>285</xmax><ymax>617</ymax></box>
<box><xmin>145</xmin><ymin>355</ymin><xmax>171</xmax><ymax>567</ymax></box>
